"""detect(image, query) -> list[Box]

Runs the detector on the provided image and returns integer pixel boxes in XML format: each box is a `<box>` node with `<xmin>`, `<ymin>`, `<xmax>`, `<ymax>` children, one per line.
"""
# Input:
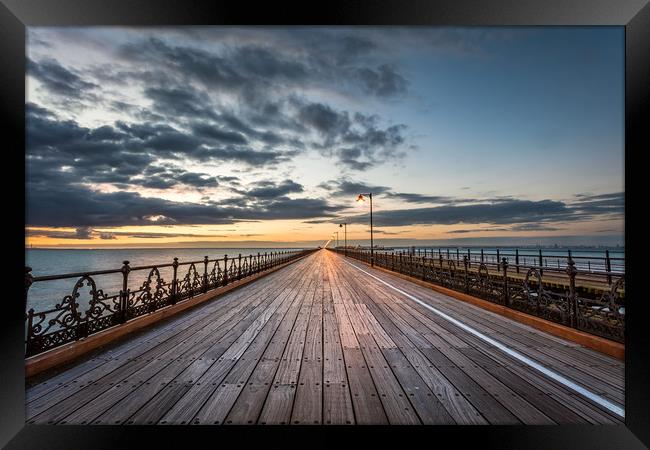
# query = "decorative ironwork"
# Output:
<box><xmin>128</xmin><ymin>267</ymin><xmax>170</xmax><ymax>317</ymax></box>
<box><xmin>25</xmin><ymin>249</ymin><xmax>315</xmax><ymax>357</ymax></box>
<box><xmin>332</xmin><ymin>248</ymin><xmax>624</xmax><ymax>343</ymax></box>
<box><xmin>177</xmin><ymin>263</ymin><xmax>202</xmax><ymax>300</ymax></box>
<box><xmin>574</xmin><ymin>275</ymin><xmax>625</xmax><ymax>341</ymax></box>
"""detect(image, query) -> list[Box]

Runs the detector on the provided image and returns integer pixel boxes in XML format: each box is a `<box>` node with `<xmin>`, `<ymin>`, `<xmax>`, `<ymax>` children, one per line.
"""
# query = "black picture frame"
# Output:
<box><xmin>2</xmin><ymin>0</ymin><xmax>648</xmax><ymax>448</ymax></box>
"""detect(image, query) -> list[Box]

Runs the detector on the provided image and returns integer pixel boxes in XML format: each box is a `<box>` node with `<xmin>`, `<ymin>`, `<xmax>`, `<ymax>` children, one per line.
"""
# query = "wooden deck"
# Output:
<box><xmin>25</xmin><ymin>249</ymin><xmax>624</xmax><ymax>425</ymax></box>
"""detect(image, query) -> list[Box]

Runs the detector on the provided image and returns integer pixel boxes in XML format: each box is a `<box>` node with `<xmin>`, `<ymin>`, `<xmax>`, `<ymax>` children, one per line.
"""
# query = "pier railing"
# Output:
<box><xmin>24</xmin><ymin>249</ymin><xmax>316</xmax><ymax>357</ymax></box>
<box><xmin>332</xmin><ymin>248</ymin><xmax>625</xmax><ymax>343</ymax></box>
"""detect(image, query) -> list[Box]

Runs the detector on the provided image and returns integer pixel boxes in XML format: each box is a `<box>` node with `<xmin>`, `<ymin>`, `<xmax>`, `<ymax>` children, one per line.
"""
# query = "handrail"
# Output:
<box><xmin>24</xmin><ymin>249</ymin><xmax>317</xmax><ymax>357</ymax></box>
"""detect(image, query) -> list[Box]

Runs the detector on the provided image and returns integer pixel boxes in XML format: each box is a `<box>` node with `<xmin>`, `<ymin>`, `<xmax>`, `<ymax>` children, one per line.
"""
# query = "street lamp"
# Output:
<box><xmin>339</xmin><ymin>222</ymin><xmax>348</xmax><ymax>257</ymax></box>
<box><xmin>357</xmin><ymin>193</ymin><xmax>374</xmax><ymax>267</ymax></box>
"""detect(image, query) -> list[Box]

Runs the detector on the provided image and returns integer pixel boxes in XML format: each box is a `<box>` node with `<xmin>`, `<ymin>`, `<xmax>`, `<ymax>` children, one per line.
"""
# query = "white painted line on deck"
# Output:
<box><xmin>340</xmin><ymin>257</ymin><xmax>625</xmax><ymax>419</ymax></box>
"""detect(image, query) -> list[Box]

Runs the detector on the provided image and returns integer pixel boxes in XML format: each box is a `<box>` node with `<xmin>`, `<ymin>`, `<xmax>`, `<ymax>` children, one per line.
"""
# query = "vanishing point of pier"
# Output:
<box><xmin>25</xmin><ymin>249</ymin><xmax>624</xmax><ymax>425</ymax></box>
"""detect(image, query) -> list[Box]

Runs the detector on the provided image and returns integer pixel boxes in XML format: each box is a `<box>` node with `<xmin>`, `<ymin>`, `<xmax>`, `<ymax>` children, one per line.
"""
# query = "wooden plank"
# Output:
<box><xmin>325</xmin><ymin>255</ymin><xmax>419</xmax><ymax>425</ymax></box>
<box><xmin>397</xmin><ymin>290</ymin><xmax>625</xmax><ymax>411</ymax></box>
<box><xmin>223</xmin><ymin>272</ymin><xmax>312</xmax><ymax>424</ymax></box>
<box><xmin>156</xmin><ymin>265</ymin><xmax>314</xmax><ymax>425</ymax></box>
<box><xmin>192</xmin><ymin>274</ymin><xmax>313</xmax><ymax>425</ymax></box>
<box><xmin>386</xmin><ymin>300</ymin><xmax>560</xmax><ymax>424</ymax></box>
<box><xmin>328</xmin><ymin>263</ymin><xmax>387</xmax><ymax>424</ymax></box>
<box><xmin>60</xmin><ymin>284</ymin><xmax>283</xmax><ymax>425</ymax></box>
<box><xmin>290</xmin><ymin>275</ymin><xmax>325</xmax><ymax>425</ymax></box>
<box><xmin>30</xmin><ymin>259</ymin><xmax>311</xmax><ymax>424</ymax></box>
<box><xmin>321</xmin><ymin>266</ymin><xmax>355</xmax><ymax>424</ymax></box>
<box><xmin>334</xmin><ymin>261</ymin><xmax>475</xmax><ymax>424</ymax></box>
<box><xmin>257</xmin><ymin>277</ymin><xmax>315</xmax><ymax>424</ymax></box>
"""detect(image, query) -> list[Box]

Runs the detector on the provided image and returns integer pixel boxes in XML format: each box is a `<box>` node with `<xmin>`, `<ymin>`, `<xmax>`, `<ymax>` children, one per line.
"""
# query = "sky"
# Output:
<box><xmin>25</xmin><ymin>26</ymin><xmax>625</xmax><ymax>248</ymax></box>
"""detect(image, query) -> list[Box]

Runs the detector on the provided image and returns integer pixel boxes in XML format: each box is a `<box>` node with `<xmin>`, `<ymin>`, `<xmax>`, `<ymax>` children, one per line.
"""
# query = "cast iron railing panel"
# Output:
<box><xmin>332</xmin><ymin>248</ymin><xmax>624</xmax><ymax>343</ymax></box>
<box><xmin>24</xmin><ymin>249</ymin><xmax>316</xmax><ymax>357</ymax></box>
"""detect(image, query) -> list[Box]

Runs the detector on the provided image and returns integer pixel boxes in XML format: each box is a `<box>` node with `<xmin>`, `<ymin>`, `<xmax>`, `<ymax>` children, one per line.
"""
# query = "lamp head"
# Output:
<box><xmin>356</xmin><ymin>194</ymin><xmax>365</xmax><ymax>203</ymax></box>
<box><xmin>339</xmin><ymin>223</ymin><xmax>343</xmax><ymax>228</ymax></box>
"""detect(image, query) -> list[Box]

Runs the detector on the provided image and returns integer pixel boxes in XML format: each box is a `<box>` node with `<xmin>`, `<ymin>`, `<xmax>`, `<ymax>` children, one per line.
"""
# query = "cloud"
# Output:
<box><xmin>354</xmin><ymin>64</ymin><xmax>408</xmax><ymax>97</ymax></box>
<box><xmin>28</xmin><ymin>57</ymin><xmax>98</xmax><ymax>99</ymax></box>
<box><xmin>26</xmin><ymin>227</ymin><xmax>230</xmax><ymax>240</ymax></box>
<box><xmin>384</xmin><ymin>192</ymin><xmax>456</xmax><ymax>204</ymax></box>
<box><xmin>345</xmin><ymin>199</ymin><xmax>579</xmax><ymax>227</ymax></box>
<box><xmin>295</xmin><ymin>103</ymin><xmax>409</xmax><ymax>170</ymax></box>
<box><xmin>318</xmin><ymin>179</ymin><xmax>392</xmax><ymax>196</ymax></box>
<box><xmin>247</xmin><ymin>179</ymin><xmax>304</xmax><ymax>199</ymax></box>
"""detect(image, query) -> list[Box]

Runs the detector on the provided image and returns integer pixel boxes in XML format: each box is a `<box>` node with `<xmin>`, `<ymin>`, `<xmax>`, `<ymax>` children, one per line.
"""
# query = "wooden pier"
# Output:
<box><xmin>25</xmin><ymin>249</ymin><xmax>624</xmax><ymax>425</ymax></box>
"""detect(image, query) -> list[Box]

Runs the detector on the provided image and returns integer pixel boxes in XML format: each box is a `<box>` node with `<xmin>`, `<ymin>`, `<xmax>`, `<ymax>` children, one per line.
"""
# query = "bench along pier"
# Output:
<box><xmin>24</xmin><ymin>249</ymin><xmax>624</xmax><ymax>425</ymax></box>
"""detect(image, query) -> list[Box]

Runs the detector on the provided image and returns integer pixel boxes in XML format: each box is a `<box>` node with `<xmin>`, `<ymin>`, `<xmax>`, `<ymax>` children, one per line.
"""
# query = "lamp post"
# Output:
<box><xmin>357</xmin><ymin>193</ymin><xmax>374</xmax><ymax>267</ymax></box>
<box><xmin>339</xmin><ymin>222</ymin><xmax>348</xmax><ymax>257</ymax></box>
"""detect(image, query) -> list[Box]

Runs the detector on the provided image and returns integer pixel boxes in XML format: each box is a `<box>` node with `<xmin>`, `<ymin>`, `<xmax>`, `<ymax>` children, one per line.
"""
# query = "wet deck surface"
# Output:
<box><xmin>26</xmin><ymin>250</ymin><xmax>624</xmax><ymax>425</ymax></box>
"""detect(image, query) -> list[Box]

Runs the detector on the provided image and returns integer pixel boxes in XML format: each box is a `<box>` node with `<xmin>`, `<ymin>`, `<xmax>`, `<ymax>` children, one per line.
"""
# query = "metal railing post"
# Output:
<box><xmin>567</xmin><ymin>257</ymin><xmax>577</xmax><ymax>328</ymax></box>
<box><xmin>421</xmin><ymin>256</ymin><xmax>426</xmax><ymax>281</ymax></box>
<box><xmin>539</xmin><ymin>249</ymin><xmax>544</xmax><ymax>277</ymax></box>
<box><xmin>120</xmin><ymin>260</ymin><xmax>131</xmax><ymax>322</ymax></box>
<box><xmin>605</xmin><ymin>250</ymin><xmax>612</xmax><ymax>284</ymax></box>
<box><xmin>496</xmin><ymin>249</ymin><xmax>500</xmax><ymax>273</ymax></box>
<box><xmin>25</xmin><ymin>267</ymin><xmax>34</xmax><ymax>356</ymax></box>
<box><xmin>463</xmin><ymin>256</ymin><xmax>469</xmax><ymax>293</ymax></box>
<box><xmin>25</xmin><ymin>266</ymin><xmax>33</xmax><ymax>308</ymax></box>
<box><xmin>223</xmin><ymin>255</ymin><xmax>229</xmax><ymax>286</ymax></box>
<box><xmin>203</xmin><ymin>256</ymin><xmax>209</xmax><ymax>293</ymax></box>
<box><xmin>502</xmin><ymin>257</ymin><xmax>509</xmax><ymax>307</ymax></box>
<box><xmin>515</xmin><ymin>249</ymin><xmax>519</xmax><ymax>274</ymax></box>
<box><xmin>171</xmin><ymin>257</ymin><xmax>179</xmax><ymax>304</ymax></box>
<box><xmin>238</xmin><ymin>254</ymin><xmax>242</xmax><ymax>280</ymax></box>
<box><xmin>257</xmin><ymin>253</ymin><xmax>261</xmax><ymax>274</ymax></box>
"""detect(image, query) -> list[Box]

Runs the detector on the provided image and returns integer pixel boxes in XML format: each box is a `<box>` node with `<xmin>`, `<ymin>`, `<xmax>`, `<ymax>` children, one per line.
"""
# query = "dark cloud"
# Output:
<box><xmin>28</xmin><ymin>58</ymin><xmax>98</xmax><ymax>98</ymax></box>
<box><xmin>318</xmin><ymin>179</ymin><xmax>392</xmax><ymax>196</ymax></box>
<box><xmin>27</xmin><ymin>228</ymin><xmax>229</xmax><ymax>240</ymax></box>
<box><xmin>384</xmin><ymin>193</ymin><xmax>455</xmax><ymax>204</ymax></box>
<box><xmin>194</xmin><ymin>146</ymin><xmax>295</xmax><ymax>166</ymax></box>
<box><xmin>25</xmin><ymin>227</ymin><xmax>94</xmax><ymax>239</ymax></box>
<box><xmin>354</xmin><ymin>64</ymin><xmax>408</xmax><ymax>97</ymax></box>
<box><xmin>191</xmin><ymin>123</ymin><xmax>248</xmax><ymax>145</ymax></box>
<box><xmin>298</xmin><ymin>103</ymin><xmax>351</xmax><ymax>141</ymax></box>
<box><xmin>144</xmin><ymin>86</ymin><xmax>218</xmax><ymax>120</ymax></box>
<box><xmin>346</xmin><ymin>199</ymin><xmax>577</xmax><ymax>227</ymax></box>
<box><xmin>570</xmin><ymin>192</ymin><xmax>624</xmax><ymax>216</ymax></box>
<box><xmin>26</xmin><ymin>173</ymin><xmax>344</xmax><ymax>228</ymax></box>
<box><xmin>248</xmin><ymin>180</ymin><xmax>304</xmax><ymax>199</ymax></box>
<box><xmin>295</xmin><ymin>103</ymin><xmax>408</xmax><ymax>170</ymax></box>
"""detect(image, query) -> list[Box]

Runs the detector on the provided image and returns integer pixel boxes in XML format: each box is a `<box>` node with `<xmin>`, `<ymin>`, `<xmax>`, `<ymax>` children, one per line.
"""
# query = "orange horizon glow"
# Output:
<box><xmin>25</xmin><ymin>215</ymin><xmax>624</xmax><ymax>249</ymax></box>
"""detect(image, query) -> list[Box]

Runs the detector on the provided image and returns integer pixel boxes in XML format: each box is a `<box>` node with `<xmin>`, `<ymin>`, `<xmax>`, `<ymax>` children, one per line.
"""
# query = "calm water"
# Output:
<box><xmin>25</xmin><ymin>248</ymin><xmax>305</xmax><ymax>313</ymax></box>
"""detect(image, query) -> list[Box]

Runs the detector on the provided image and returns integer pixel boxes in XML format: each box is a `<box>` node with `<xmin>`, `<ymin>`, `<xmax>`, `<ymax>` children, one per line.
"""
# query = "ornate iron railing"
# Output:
<box><xmin>332</xmin><ymin>248</ymin><xmax>624</xmax><ymax>343</ymax></box>
<box><xmin>24</xmin><ymin>249</ymin><xmax>316</xmax><ymax>357</ymax></box>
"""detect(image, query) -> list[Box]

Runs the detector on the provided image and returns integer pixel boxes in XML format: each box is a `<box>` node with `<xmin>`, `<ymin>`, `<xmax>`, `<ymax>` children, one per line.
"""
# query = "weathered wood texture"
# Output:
<box><xmin>26</xmin><ymin>250</ymin><xmax>624</xmax><ymax>425</ymax></box>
